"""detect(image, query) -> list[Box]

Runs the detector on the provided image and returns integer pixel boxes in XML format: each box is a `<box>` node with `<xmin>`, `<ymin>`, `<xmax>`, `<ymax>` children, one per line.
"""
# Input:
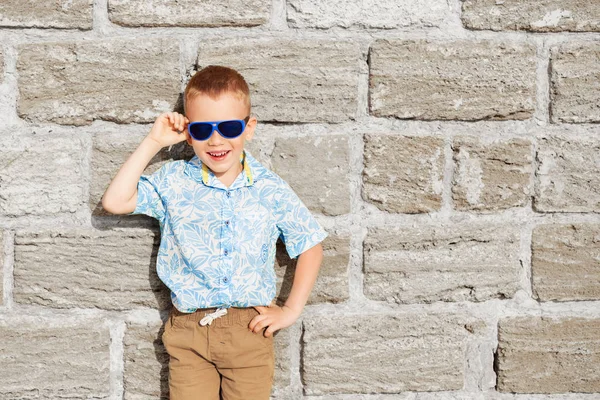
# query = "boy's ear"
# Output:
<box><xmin>244</xmin><ymin>116</ymin><xmax>257</xmax><ymax>141</ymax></box>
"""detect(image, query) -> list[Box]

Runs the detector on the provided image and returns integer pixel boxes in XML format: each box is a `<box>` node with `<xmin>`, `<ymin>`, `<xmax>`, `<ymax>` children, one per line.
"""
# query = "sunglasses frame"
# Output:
<box><xmin>187</xmin><ymin>115</ymin><xmax>250</xmax><ymax>141</ymax></box>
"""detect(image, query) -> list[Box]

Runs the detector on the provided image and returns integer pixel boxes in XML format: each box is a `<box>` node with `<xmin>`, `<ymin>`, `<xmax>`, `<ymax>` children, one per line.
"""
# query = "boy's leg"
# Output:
<box><xmin>162</xmin><ymin>308</ymin><xmax>221</xmax><ymax>400</ymax></box>
<box><xmin>214</xmin><ymin>308</ymin><xmax>275</xmax><ymax>400</ymax></box>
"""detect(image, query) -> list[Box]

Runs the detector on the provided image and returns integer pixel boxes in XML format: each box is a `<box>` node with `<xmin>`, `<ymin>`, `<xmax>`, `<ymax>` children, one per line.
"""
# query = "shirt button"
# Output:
<box><xmin>222</xmin><ymin>277</ymin><xmax>229</xmax><ymax>283</ymax></box>
<box><xmin>226</xmin><ymin>191</ymin><xmax>231</xmax><ymax>197</ymax></box>
<box><xmin>224</xmin><ymin>249</ymin><xmax>228</xmax><ymax>255</ymax></box>
<box><xmin>225</xmin><ymin>220</ymin><xmax>229</xmax><ymax>225</ymax></box>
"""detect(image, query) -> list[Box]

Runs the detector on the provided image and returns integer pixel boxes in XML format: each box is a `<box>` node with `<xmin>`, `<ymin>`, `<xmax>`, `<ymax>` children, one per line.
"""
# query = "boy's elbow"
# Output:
<box><xmin>101</xmin><ymin>195</ymin><xmax>123</xmax><ymax>215</ymax></box>
<box><xmin>102</xmin><ymin>191</ymin><xmax>137</xmax><ymax>215</ymax></box>
<box><xmin>101</xmin><ymin>195</ymin><xmax>117</xmax><ymax>214</ymax></box>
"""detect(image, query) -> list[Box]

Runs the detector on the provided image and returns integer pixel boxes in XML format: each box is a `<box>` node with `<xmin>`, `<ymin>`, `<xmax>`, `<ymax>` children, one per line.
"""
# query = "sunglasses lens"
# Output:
<box><xmin>218</xmin><ymin>120</ymin><xmax>244</xmax><ymax>138</ymax></box>
<box><xmin>189</xmin><ymin>123</ymin><xmax>213</xmax><ymax>140</ymax></box>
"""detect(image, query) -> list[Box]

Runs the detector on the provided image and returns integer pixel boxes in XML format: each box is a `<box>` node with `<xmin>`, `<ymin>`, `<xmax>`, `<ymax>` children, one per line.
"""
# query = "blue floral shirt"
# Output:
<box><xmin>128</xmin><ymin>149</ymin><xmax>329</xmax><ymax>313</ymax></box>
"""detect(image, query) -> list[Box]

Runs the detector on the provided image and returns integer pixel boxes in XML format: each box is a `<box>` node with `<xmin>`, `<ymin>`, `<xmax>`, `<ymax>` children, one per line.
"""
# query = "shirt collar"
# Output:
<box><xmin>185</xmin><ymin>149</ymin><xmax>262</xmax><ymax>190</ymax></box>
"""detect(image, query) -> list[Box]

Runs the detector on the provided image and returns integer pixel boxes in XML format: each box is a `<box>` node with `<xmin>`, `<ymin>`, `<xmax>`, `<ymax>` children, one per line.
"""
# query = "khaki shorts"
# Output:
<box><xmin>162</xmin><ymin>305</ymin><xmax>275</xmax><ymax>400</ymax></box>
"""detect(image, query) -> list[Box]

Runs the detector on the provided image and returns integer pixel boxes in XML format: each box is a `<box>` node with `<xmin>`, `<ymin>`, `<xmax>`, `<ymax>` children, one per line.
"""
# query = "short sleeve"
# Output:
<box><xmin>127</xmin><ymin>164</ymin><xmax>169</xmax><ymax>221</ymax></box>
<box><xmin>275</xmin><ymin>180</ymin><xmax>328</xmax><ymax>260</ymax></box>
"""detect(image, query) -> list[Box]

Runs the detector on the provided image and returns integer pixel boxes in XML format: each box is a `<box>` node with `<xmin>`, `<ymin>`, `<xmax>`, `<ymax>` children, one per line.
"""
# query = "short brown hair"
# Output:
<box><xmin>184</xmin><ymin>65</ymin><xmax>251</xmax><ymax>116</ymax></box>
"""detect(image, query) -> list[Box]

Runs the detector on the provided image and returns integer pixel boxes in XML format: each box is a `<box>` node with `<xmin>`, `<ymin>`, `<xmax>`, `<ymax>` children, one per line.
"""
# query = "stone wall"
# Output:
<box><xmin>0</xmin><ymin>0</ymin><xmax>599</xmax><ymax>399</ymax></box>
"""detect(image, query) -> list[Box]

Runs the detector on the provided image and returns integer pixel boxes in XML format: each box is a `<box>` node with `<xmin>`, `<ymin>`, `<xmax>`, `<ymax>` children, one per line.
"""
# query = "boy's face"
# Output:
<box><xmin>185</xmin><ymin>91</ymin><xmax>257</xmax><ymax>179</ymax></box>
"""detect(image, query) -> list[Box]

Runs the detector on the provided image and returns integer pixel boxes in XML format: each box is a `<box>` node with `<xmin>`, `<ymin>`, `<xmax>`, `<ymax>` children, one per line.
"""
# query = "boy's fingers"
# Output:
<box><xmin>264</xmin><ymin>327</ymin><xmax>275</xmax><ymax>338</ymax></box>
<box><xmin>250</xmin><ymin>316</ymin><xmax>268</xmax><ymax>333</ymax></box>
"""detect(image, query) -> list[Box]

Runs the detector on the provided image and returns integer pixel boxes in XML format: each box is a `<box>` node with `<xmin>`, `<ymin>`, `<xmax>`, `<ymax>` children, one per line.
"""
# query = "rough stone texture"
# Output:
<box><xmin>302</xmin><ymin>312</ymin><xmax>484</xmax><ymax>395</ymax></box>
<box><xmin>109</xmin><ymin>0</ymin><xmax>270</xmax><ymax>27</ymax></box>
<box><xmin>272</xmin><ymin>325</ymin><xmax>291</xmax><ymax>392</ymax></box>
<box><xmin>17</xmin><ymin>38</ymin><xmax>180</xmax><ymax>125</ymax></box>
<box><xmin>196</xmin><ymin>38</ymin><xmax>361</xmax><ymax>123</ymax></box>
<box><xmin>531</xmin><ymin>223</ymin><xmax>600</xmax><ymax>301</ymax></box>
<box><xmin>123</xmin><ymin>321</ymin><xmax>169</xmax><ymax>399</ymax></box>
<box><xmin>0</xmin><ymin>128</ymin><xmax>85</xmax><ymax>217</ymax></box>
<box><xmin>287</xmin><ymin>0</ymin><xmax>451</xmax><ymax>29</ymax></box>
<box><xmin>0</xmin><ymin>321</ymin><xmax>110</xmax><ymax>398</ymax></box>
<box><xmin>271</xmin><ymin>135</ymin><xmax>350</xmax><ymax>216</ymax></box>
<box><xmin>452</xmin><ymin>136</ymin><xmax>533</xmax><ymax>211</ymax></box>
<box><xmin>0</xmin><ymin>231</ymin><xmax>3</xmax><ymax>305</ymax></box>
<box><xmin>0</xmin><ymin>0</ymin><xmax>93</xmax><ymax>29</ymax></box>
<box><xmin>496</xmin><ymin>316</ymin><xmax>600</xmax><ymax>393</ymax></box>
<box><xmin>275</xmin><ymin>234</ymin><xmax>350</xmax><ymax>305</ymax></box>
<box><xmin>13</xmin><ymin>229</ymin><xmax>172</xmax><ymax>310</ymax></box>
<box><xmin>534</xmin><ymin>135</ymin><xmax>600</xmax><ymax>212</ymax></box>
<box><xmin>549</xmin><ymin>42</ymin><xmax>600</xmax><ymax>123</ymax></box>
<box><xmin>369</xmin><ymin>39</ymin><xmax>536</xmax><ymax>121</ymax></box>
<box><xmin>91</xmin><ymin>130</ymin><xmax>194</xmax><ymax>216</ymax></box>
<box><xmin>362</xmin><ymin>134</ymin><xmax>444</xmax><ymax>213</ymax></box>
<box><xmin>363</xmin><ymin>223</ymin><xmax>520</xmax><ymax>304</ymax></box>
<box><xmin>1</xmin><ymin>3</ymin><xmax>599</xmax><ymax>398</ymax></box>
<box><xmin>462</xmin><ymin>0</ymin><xmax>600</xmax><ymax>32</ymax></box>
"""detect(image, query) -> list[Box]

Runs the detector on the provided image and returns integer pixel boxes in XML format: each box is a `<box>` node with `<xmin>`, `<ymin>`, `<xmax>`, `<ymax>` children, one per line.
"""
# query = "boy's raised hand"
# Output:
<box><xmin>147</xmin><ymin>111</ymin><xmax>190</xmax><ymax>148</ymax></box>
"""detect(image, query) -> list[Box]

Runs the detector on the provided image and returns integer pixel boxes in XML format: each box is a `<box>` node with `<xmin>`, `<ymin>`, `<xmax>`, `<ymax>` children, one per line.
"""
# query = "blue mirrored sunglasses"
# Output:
<box><xmin>187</xmin><ymin>116</ymin><xmax>250</xmax><ymax>141</ymax></box>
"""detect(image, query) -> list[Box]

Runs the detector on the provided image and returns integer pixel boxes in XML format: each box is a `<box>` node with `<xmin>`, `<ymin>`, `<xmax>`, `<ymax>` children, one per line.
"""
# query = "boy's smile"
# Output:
<box><xmin>185</xmin><ymin>91</ymin><xmax>257</xmax><ymax>188</ymax></box>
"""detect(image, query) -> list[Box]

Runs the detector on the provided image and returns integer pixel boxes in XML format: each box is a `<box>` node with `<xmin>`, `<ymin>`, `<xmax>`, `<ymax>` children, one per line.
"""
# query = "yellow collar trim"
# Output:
<box><xmin>200</xmin><ymin>151</ymin><xmax>253</xmax><ymax>186</ymax></box>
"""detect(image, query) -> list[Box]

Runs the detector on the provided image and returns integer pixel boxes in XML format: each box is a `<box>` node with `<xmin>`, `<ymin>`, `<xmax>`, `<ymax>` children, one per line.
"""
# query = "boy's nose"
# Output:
<box><xmin>207</xmin><ymin>129</ymin><xmax>225</xmax><ymax>144</ymax></box>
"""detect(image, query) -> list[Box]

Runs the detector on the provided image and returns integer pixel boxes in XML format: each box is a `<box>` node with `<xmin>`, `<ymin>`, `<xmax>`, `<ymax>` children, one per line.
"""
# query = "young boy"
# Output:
<box><xmin>101</xmin><ymin>65</ymin><xmax>328</xmax><ymax>399</ymax></box>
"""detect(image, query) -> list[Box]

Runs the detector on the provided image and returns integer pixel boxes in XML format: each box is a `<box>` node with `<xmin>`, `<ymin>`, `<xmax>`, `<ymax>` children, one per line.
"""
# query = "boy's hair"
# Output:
<box><xmin>184</xmin><ymin>65</ymin><xmax>251</xmax><ymax>116</ymax></box>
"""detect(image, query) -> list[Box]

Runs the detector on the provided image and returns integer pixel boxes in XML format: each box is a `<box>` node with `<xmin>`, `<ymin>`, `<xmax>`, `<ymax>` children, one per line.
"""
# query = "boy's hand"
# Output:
<box><xmin>147</xmin><ymin>111</ymin><xmax>190</xmax><ymax>148</ymax></box>
<box><xmin>249</xmin><ymin>304</ymin><xmax>301</xmax><ymax>338</ymax></box>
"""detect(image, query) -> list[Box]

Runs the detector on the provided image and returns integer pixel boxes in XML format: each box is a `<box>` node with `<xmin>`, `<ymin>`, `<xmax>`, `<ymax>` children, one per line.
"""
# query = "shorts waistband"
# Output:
<box><xmin>170</xmin><ymin>305</ymin><xmax>258</xmax><ymax>328</ymax></box>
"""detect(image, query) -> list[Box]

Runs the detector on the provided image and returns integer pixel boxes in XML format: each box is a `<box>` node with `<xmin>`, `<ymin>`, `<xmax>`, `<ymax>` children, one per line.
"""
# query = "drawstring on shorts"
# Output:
<box><xmin>199</xmin><ymin>307</ymin><xmax>228</xmax><ymax>326</ymax></box>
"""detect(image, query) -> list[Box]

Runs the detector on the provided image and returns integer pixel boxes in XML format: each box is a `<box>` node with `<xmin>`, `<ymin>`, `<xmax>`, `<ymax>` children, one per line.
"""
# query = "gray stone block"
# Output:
<box><xmin>363</xmin><ymin>223</ymin><xmax>520</xmax><ymax>303</ymax></box>
<box><xmin>17</xmin><ymin>38</ymin><xmax>181</xmax><ymax>125</ymax></box>
<box><xmin>272</xmin><ymin>135</ymin><xmax>350</xmax><ymax>216</ymax></box>
<box><xmin>363</xmin><ymin>134</ymin><xmax>444</xmax><ymax>213</ymax></box>
<box><xmin>0</xmin><ymin>321</ymin><xmax>110</xmax><ymax>397</ymax></box>
<box><xmin>452</xmin><ymin>136</ymin><xmax>533</xmax><ymax>211</ymax></box>
<box><xmin>0</xmin><ymin>0</ymin><xmax>93</xmax><ymax>29</ymax></box>
<box><xmin>302</xmin><ymin>312</ymin><xmax>484</xmax><ymax>394</ymax></box>
<box><xmin>534</xmin><ymin>134</ymin><xmax>600</xmax><ymax>212</ymax></box>
<box><xmin>287</xmin><ymin>0</ymin><xmax>450</xmax><ymax>29</ymax></box>
<box><xmin>532</xmin><ymin>223</ymin><xmax>600</xmax><ymax>301</ymax></box>
<box><xmin>369</xmin><ymin>39</ymin><xmax>536</xmax><ymax>121</ymax></box>
<box><xmin>13</xmin><ymin>229</ymin><xmax>171</xmax><ymax>310</ymax></box>
<box><xmin>0</xmin><ymin>128</ymin><xmax>85</xmax><ymax>217</ymax></box>
<box><xmin>497</xmin><ymin>316</ymin><xmax>600</xmax><ymax>393</ymax></box>
<box><xmin>108</xmin><ymin>0</ymin><xmax>270</xmax><ymax>27</ymax></box>
<box><xmin>462</xmin><ymin>0</ymin><xmax>600</xmax><ymax>32</ymax></box>
<box><xmin>550</xmin><ymin>42</ymin><xmax>600</xmax><ymax>123</ymax></box>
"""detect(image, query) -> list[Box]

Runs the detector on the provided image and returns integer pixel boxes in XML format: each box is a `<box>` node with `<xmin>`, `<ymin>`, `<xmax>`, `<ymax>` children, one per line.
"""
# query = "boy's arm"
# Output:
<box><xmin>101</xmin><ymin>137</ymin><xmax>163</xmax><ymax>215</ymax></box>
<box><xmin>101</xmin><ymin>111</ymin><xmax>189</xmax><ymax>215</ymax></box>
<box><xmin>274</xmin><ymin>180</ymin><xmax>329</xmax><ymax>316</ymax></box>
<box><xmin>283</xmin><ymin>243</ymin><xmax>324</xmax><ymax>317</ymax></box>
